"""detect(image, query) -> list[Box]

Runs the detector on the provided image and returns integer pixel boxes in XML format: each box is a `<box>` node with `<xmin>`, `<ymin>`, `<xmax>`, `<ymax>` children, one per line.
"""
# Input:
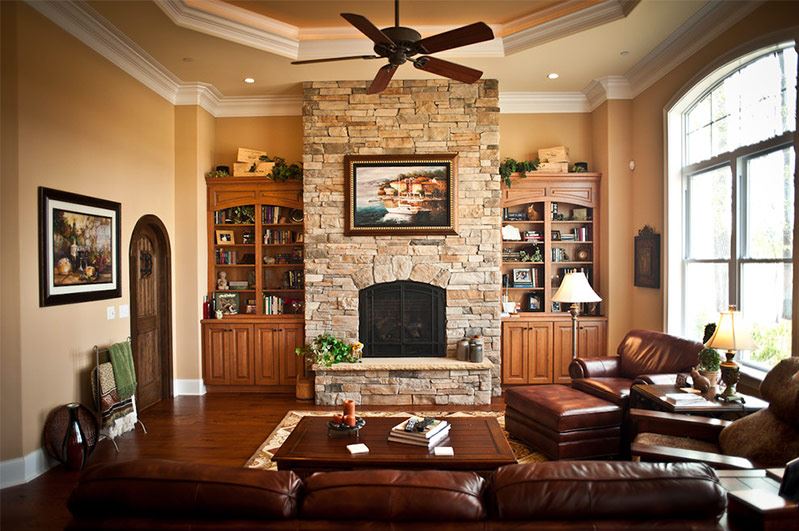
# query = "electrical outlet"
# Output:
<box><xmin>106</xmin><ymin>306</ymin><xmax>116</xmax><ymax>320</ymax></box>
<box><xmin>119</xmin><ymin>304</ymin><xmax>129</xmax><ymax>318</ymax></box>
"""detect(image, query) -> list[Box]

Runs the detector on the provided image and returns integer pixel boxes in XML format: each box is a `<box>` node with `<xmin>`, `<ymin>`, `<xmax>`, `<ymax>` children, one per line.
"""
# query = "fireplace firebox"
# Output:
<box><xmin>359</xmin><ymin>281</ymin><xmax>446</xmax><ymax>358</ymax></box>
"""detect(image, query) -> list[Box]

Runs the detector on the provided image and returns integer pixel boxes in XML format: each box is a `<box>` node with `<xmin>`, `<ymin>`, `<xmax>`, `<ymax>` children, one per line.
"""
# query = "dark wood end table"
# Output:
<box><xmin>717</xmin><ymin>469</ymin><xmax>799</xmax><ymax>530</ymax></box>
<box><xmin>271</xmin><ymin>416</ymin><xmax>517</xmax><ymax>477</ymax></box>
<box><xmin>631</xmin><ymin>384</ymin><xmax>767</xmax><ymax>420</ymax></box>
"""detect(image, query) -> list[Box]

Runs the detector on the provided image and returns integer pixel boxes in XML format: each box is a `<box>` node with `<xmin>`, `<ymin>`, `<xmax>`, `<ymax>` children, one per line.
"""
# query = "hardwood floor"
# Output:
<box><xmin>0</xmin><ymin>393</ymin><xmax>505</xmax><ymax>530</ymax></box>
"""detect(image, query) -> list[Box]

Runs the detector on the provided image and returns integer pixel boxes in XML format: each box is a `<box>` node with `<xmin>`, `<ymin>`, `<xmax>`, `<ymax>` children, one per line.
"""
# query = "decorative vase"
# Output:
<box><xmin>698</xmin><ymin>369</ymin><xmax>720</xmax><ymax>387</ymax></box>
<box><xmin>44</xmin><ymin>403</ymin><xmax>98</xmax><ymax>471</ymax></box>
<box><xmin>295</xmin><ymin>374</ymin><xmax>314</xmax><ymax>401</ymax></box>
<box><xmin>63</xmin><ymin>404</ymin><xmax>88</xmax><ymax>470</ymax></box>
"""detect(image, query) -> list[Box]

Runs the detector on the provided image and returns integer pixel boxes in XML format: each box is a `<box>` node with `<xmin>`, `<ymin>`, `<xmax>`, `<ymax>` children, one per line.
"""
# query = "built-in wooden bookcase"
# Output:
<box><xmin>202</xmin><ymin>176</ymin><xmax>305</xmax><ymax>393</ymax></box>
<box><xmin>500</xmin><ymin>173</ymin><xmax>608</xmax><ymax>385</ymax></box>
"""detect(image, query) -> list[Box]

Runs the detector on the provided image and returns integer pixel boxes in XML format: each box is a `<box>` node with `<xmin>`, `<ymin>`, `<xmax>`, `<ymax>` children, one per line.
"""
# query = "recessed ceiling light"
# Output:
<box><xmin>244</xmin><ymin>77</ymin><xmax>255</xmax><ymax>84</ymax></box>
<box><xmin>547</xmin><ymin>73</ymin><xmax>559</xmax><ymax>80</ymax></box>
<box><xmin>182</xmin><ymin>57</ymin><xmax>193</xmax><ymax>62</ymax></box>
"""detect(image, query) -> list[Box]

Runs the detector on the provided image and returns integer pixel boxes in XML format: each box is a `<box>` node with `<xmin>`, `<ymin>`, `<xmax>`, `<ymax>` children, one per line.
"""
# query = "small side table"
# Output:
<box><xmin>630</xmin><ymin>384</ymin><xmax>767</xmax><ymax>420</ymax></box>
<box><xmin>717</xmin><ymin>469</ymin><xmax>799</xmax><ymax>531</ymax></box>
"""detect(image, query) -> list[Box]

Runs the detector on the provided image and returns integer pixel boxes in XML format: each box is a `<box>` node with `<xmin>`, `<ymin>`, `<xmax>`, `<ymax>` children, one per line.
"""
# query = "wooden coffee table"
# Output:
<box><xmin>271</xmin><ymin>416</ymin><xmax>516</xmax><ymax>476</ymax></box>
<box><xmin>631</xmin><ymin>384</ymin><xmax>767</xmax><ymax>420</ymax></box>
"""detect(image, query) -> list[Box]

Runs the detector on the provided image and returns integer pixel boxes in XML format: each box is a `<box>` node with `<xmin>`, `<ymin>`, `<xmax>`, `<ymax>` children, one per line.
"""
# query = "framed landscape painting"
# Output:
<box><xmin>38</xmin><ymin>187</ymin><xmax>122</xmax><ymax>306</ymax></box>
<box><xmin>344</xmin><ymin>154</ymin><xmax>458</xmax><ymax>236</ymax></box>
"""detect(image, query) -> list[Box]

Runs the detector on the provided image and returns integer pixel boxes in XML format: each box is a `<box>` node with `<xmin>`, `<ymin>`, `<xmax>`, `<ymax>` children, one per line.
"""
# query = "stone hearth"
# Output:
<box><xmin>313</xmin><ymin>358</ymin><xmax>493</xmax><ymax>405</ymax></box>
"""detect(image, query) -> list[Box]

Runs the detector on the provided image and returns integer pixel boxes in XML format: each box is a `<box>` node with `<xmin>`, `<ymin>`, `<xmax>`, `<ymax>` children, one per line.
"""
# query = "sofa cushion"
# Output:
<box><xmin>719</xmin><ymin>408</ymin><xmax>799</xmax><ymax>467</ymax></box>
<box><xmin>634</xmin><ymin>432</ymin><xmax>721</xmax><ymax>454</ymax></box>
<box><xmin>571</xmin><ymin>377</ymin><xmax>633</xmax><ymax>405</ymax></box>
<box><xmin>68</xmin><ymin>460</ymin><xmax>301</xmax><ymax>520</ymax></box>
<box><xmin>492</xmin><ymin>461</ymin><xmax>726</xmax><ymax>521</ymax></box>
<box><xmin>506</xmin><ymin>385</ymin><xmax>622</xmax><ymax>431</ymax></box>
<box><xmin>617</xmin><ymin>329</ymin><xmax>703</xmax><ymax>379</ymax></box>
<box><xmin>300</xmin><ymin>469</ymin><xmax>486</xmax><ymax>521</ymax></box>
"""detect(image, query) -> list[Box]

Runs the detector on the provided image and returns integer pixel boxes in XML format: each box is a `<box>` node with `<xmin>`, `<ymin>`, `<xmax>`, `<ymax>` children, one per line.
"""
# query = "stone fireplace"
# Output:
<box><xmin>302</xmin><ymin>79</ymin><xmax>501</xmax><ymax>405</ymax></box>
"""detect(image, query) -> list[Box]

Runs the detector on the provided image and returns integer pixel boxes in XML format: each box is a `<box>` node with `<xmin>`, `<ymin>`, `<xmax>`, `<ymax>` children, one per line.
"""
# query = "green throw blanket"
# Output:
<box><xmin>109</xmin><ymin>341</ymin><xmax>137</xmax><ymax>400</ymax></box>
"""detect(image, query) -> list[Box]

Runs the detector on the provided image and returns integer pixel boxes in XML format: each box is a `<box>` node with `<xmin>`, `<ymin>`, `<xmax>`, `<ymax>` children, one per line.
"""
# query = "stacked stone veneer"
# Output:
<box><xmin>302</xmin><ymin>79</ymin><xmax>502</xmax><ymax>404</ymax></box>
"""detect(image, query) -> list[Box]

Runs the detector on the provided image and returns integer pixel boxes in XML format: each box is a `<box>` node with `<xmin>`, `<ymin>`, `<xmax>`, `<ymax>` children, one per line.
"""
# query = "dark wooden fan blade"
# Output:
<box><xmin>341</xmin><ymin>13</ymin><xmax>395</xmax><ymax>47</ymax></box>
<box><xmin>292</xmin><ymin>55</ymin><xmax>381</xmax><ymax>65</ymax></box>
<box><xmin>414</xmin><ymin>56</ymin><xmax>482</xmax><ymax>84</ymax></box>
<box><xmin>367</xmin><ymin>64</ymin><xmax>398</xmax><ymax>94</ymax></box>
<box><xmin>415</xmin><ymin>22</ymin><xmax>494</xmax><ymax>54</ymax></box>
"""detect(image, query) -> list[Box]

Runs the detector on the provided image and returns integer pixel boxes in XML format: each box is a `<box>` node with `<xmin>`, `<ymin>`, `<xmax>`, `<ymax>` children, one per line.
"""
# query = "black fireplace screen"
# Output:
<box><xmin>359</xmin><ymin>281</ymin><xmax>446</xmax><ymax>358</ymax></box>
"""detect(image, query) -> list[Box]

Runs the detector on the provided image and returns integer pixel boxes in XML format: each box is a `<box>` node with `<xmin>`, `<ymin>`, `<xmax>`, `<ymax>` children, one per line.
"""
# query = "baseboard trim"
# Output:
<box><xmin>0</xmin><ymin>448</ymin><xmax>56</xmax><ymax>489</ymax></box>
<box><xmin>174</xmin><ymin>379</ymin><xmax>206</xmax><ymax>396</ymax></box>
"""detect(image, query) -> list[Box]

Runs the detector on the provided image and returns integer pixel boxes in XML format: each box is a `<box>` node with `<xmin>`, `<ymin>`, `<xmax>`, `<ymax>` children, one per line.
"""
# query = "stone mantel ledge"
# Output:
<box><xmin>312</xmin><ymin>357</ymin><xmax>493</xmax><ymax>372</ymax></box>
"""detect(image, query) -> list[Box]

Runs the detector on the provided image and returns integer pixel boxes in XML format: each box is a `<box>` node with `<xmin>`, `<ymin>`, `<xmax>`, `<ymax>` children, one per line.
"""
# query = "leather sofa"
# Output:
<box><xmin>569</xmin><ymin>329</ymin><xmax>704</xmax><ymax>407</ymax></box>
<box><xmin>66</xmin><ymin>459</ymin><xmax>729</xmax><ymax>530</ymax></box>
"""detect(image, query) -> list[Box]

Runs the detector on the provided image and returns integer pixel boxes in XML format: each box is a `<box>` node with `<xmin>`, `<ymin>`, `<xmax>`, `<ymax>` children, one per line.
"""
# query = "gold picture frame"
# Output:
<box><xmin>215</xmin><ymin>229</ymin><xmax>235</xmax><ymax>245</ymax></box>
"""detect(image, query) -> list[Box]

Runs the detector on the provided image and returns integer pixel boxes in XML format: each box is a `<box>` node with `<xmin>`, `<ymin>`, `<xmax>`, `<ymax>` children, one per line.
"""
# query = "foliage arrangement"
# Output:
<box><xmin>702</xmin><ymin>322</ymin><xmax>717</xmax><ymax>344</ymax></box>
<box><xmin>260</xmin><ymin>155</ymin><xmax>303</xmax><ymax>182</ymax></box>
<box><xmin>296</xmin><ymin>334</ymin><xmax>360</xmax><ymax>368</ymax></box>
<box><xmin>205</xmin><ymin>169</ymin><xmax>229</xmax><ymax>178</ymax></box>
<box><xmin>499</xmin><ymin>158</ymin><xmax>539</xmax><ymax>187</ymax></box>
<box><xmin>519</xmin><ymin>245</ymin><xmax>543</xmax><ymax>263</ymax></box>
<box><xmin>697</xmin><ymin>347</ymin><xmax>721</xmax><ymax>372</ymax></box>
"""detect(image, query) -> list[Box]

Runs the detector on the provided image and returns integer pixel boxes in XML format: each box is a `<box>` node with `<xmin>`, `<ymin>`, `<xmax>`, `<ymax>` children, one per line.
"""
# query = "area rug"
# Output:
<box><xmin>246</xmin><ymin>410</ymin><xmax>547</xmax><ymax>471</ymax></box>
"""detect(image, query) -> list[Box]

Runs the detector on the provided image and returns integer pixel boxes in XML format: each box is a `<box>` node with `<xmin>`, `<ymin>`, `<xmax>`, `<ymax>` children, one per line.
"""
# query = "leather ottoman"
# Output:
<box><xmin>505</xmin><ymin>385</ymin><xmax>622</xmax><ymax>460</ymax></box>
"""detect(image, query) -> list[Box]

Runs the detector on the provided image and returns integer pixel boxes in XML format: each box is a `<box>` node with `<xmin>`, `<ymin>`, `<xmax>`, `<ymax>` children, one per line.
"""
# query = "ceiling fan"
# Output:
<box><xmin>291</xmin><ymin>0</ymin><xmax>494</xmax><ymax>94</ymax></box>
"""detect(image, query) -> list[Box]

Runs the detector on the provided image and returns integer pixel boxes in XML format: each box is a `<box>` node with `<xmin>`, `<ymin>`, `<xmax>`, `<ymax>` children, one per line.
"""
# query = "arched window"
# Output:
<box><xmin>666</xmin><ymin>42</ymin><xmax>797</xmax><ymax>369</ymax></box>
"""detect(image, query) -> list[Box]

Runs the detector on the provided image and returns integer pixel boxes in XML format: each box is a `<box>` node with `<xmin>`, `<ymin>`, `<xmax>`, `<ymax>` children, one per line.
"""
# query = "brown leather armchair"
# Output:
<box><xmin>569</xmin><ymin>329</ymin><xmax>704</xmax><ymax>407</ymax></box>
<box><xmin>631</xmin><ymin>358</ymin><xmax>799</xmax><ymax>469</ymax></box>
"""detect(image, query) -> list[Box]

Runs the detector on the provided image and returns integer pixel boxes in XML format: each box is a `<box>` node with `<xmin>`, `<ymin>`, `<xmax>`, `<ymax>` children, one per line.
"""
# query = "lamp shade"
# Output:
<box><xmin>705</xmin><ymin>305</ymin><xmax>756</xmax><ymax>351</ymax></box>
<box><xmin>552</xmin><ymin>271</ymin><xmax>602</xmax><ymax>303</ymax></box>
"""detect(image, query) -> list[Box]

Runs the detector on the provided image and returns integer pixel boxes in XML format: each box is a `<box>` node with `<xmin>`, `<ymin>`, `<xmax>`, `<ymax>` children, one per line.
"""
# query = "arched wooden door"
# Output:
<box><xmin>129</xmin><ymin>215</ymin><xmax>173</xmax><ymax>410</ymax></box>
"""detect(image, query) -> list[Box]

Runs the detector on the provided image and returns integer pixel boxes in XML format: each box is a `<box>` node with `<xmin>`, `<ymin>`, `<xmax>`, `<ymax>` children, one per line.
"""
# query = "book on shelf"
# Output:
<box><xmin>263</xmin><ymin>295</ymin><xmax>285</xmax><ymax>315</ymax></box>
<box><xmin>215</xmin><ymin>249</ymin><xmax>237</xmax><ymax>265</ymax></box>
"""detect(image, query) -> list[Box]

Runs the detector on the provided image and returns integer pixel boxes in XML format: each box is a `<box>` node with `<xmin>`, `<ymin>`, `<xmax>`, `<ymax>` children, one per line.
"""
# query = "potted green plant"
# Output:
<box><xmin>294</xmin><ymin>334</ymin><xmax>360</xmax><ymax>399</ymax></box>
<box><xmin>697</xmin><ymin>347</ymin><xmax>721</xmax><ymax>387</ymax></box>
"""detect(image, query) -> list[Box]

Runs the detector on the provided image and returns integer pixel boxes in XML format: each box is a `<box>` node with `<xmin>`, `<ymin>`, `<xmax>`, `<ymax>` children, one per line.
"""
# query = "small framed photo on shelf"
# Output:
<box><xmin>512</xmin><ymin>268</ymin><xmax>532</xmax><ymax>286</ymax></box>
<box><xmin>213</xmin><ymin>292</ymin><xmax>240</xmax><ymax>315</ymax></box>
<box><xmin>527</xmin><ymin>294</ymin><xmax>542</xmax><ymax>311</ymax></box>
<box><xmin>216</xmin><ymin>230</ymin><xmax>235</xmax><ymax>245</ymax></box>
<box><xmin>571</xmin><ymin>208</ymin><xmax>589</xmax><ymax>221</ymax></box>
<box><xmin>551</xmin><ymin>230</ymin><xmax>561</xmax><ymax>241</ymax></box>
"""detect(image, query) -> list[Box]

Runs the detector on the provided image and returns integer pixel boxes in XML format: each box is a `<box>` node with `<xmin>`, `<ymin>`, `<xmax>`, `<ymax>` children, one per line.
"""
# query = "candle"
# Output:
<box><xmin>343</xmin><ymin>414</ymin><xmax>357</xmax><ymax>427</ymax></box>
<box><xmin>343</xmin><ymin>399</ymin><xmax>355</xmax><ymax>417</ymax></box>
<box><xmin>332</xmin><ymin>413</ymin><xmax>343</xmax><ymax>424</ymax></box>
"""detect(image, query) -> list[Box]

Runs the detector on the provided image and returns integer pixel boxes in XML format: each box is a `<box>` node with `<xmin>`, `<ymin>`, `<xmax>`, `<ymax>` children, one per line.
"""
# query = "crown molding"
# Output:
<box><xmin>583</xmin><ymin>75</ymin><xmax>632</xmax><ymax>110</ymax></box>
<box><xmin>214</xmin><ymin>96</ymin><xmax>303</xmax><ymax>117</ymax></box>
<box><xmin>27</xmin><ymin>0</ymin><xmax>181</xmax><ymax>102</ymax></box>
<box><xmin>503</xmin><ymin>0</ymin><xmax>633</xmax><ymax>55</ymax></box>
<box><xmin>500</xmin><ymin>92</ymin><xmax>590</xmax><ymax>113</ymax></box>
<box><xmin>625</xmin><ymin>0</ymin><xmax>764</xmax><ymax>97</ymax></box>
<box><xmin>157</xmin><ymin>0</ymin><xmax>298</xmax><ymax>59</ymax></box>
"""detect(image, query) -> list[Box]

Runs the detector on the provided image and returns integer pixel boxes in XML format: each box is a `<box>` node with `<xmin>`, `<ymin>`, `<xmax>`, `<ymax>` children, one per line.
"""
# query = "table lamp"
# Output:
<box><xmin>705</xmin><ymin>304</ymin><xmax>756</xmax><ymax>403</ymax></box>
<box><xmin>552</xmin><ymin>270</ymin><xmax>602</xmax><ymax>359</ymax></box>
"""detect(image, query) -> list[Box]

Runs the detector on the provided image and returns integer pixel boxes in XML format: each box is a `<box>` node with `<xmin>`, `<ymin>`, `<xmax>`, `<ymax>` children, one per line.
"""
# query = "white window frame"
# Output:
<box><xmin>666</xmin><ymin>41</ymin><xmax>797</xmax><ymax>368</ymax></box>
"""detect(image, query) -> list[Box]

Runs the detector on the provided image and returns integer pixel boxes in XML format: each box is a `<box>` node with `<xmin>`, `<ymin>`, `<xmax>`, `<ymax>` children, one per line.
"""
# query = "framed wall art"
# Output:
<box><xmin>38</xmin><ymin>187</ymin><xmax>121</xmax><ymax>306</ymax></box>
<box><xmin>634</xmin><ymin>225</ymin><xmax>661</xmax><ymax>289</ymax></box>
<box><xmin>344</xmin><ymin>154</ymin><xmax>458</xmax><ymax>236</ymax></box>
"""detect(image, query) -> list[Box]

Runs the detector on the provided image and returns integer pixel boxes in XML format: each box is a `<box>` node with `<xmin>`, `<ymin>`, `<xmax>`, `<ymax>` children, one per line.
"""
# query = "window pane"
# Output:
<box><xmin>741</xmin><ymin>262</ymin><xmax>792</xmax><ymax>368</ymax></box>
<box><xmin>686</xmin><ymin>166</ymin><xmax>732</xmax><ymax>259</ymax></box>
<box><xmin>744</xmin><ymin>147</ymin><xmax>795</xmax><ymax>258</ymax></box>
<box><xmin>687</xmin><ymin>125</ymin><xmax>711</xmax><ymax>164</ymax></box>
<box><xmin>684</xmin><ymin>262</ymin><xmax>728</xmax><ymax>340</ymax></box>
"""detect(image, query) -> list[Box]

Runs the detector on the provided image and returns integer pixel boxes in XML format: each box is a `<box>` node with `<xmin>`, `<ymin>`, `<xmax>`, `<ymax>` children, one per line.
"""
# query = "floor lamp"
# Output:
<box><xmin>552</xmin><ymin>270</ymin><xmax>602</xmax><ymax>359</ymax></box>
<box><xmin>705</xmin><ymin>304</ymin><xmax>756</xmax><ymax>403</ymax></box>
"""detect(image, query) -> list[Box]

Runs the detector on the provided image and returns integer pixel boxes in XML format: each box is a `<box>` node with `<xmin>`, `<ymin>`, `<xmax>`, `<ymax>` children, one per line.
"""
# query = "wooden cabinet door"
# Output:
<box><xmin>553</xmin><ymin>321</ymin><xmax>576</xmax><ymax>384</ymax></box>
<box><xmin>502</xmin><ymin>322</ymin><xmax>529</xmax><ymax>385</ymax></box>
<box><xmin>577</xmin><ymin>321</ymin><xmax>607</xmax><ymax>359</ymax></box>
<box><xmin>527</xmin><ymin>322</ymin><xmax>553</xmax><ymax>384</ymax></box>
<box><xmin>278</xmin><ymin>323</ymin><xmax>305</xmax><ymax>385</ymax></box>
<box><xmin>203</xmin><ymin>325</ymin><xmax>229</xmax><ymax>385</ymax></box>
<box><xmin>254</xmin><ymin>326</ymin><xmax>279</xmax><ymax>386</ymax></box>
<box><xmin>228</xmin><ymin>325</ymin><xmax>254</xmax><ymax>385</ymax></box>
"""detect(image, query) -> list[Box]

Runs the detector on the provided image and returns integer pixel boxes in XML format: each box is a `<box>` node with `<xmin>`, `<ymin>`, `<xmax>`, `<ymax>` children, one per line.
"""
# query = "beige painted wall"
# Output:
<box><xmin>173</xmin><ymin>106</ymin><xmax>214</xmax><ymax>381</ymax></box>
<box><xmin>1</xmin><ymin>1</ymin><xmax>24</xmax><ymax>461</ymax></box>
<box><xmin>214</xmin><ymin>116</ymin><xmax>303</xmax><ymax>168</ymax></box>
<box><xmin>630</xmin><ymin>3</ymin><xmax>799</xmax><ymax>332</ymax></box>
<box><xmin>499</xmin><ymin>114</ymin><xmax>593</xmax><ymax>164</ymax></box>
<box><xmin>4</xmin><ymin>4</ymin><xmax>176</xmax><ymax>457</ymax></box>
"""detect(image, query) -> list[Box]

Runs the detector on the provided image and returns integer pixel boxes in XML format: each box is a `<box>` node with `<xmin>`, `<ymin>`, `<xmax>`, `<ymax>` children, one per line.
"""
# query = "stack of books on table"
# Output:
<box><xmin>388</xmin><ymin>417</ymin><xmax>450</xmax><ymax>448</ymax></box>
<box><xmin>664</xmin><ymin>392</ymin><xmax>716</xmax><ymax>406</ymax></box>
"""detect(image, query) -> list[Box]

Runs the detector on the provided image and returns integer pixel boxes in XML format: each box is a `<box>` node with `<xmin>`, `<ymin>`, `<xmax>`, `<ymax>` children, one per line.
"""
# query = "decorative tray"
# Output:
<box><xmin>327</xmin><ymin>417</ymin><xmax>366</xmax><ymax>437</ymax></box>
